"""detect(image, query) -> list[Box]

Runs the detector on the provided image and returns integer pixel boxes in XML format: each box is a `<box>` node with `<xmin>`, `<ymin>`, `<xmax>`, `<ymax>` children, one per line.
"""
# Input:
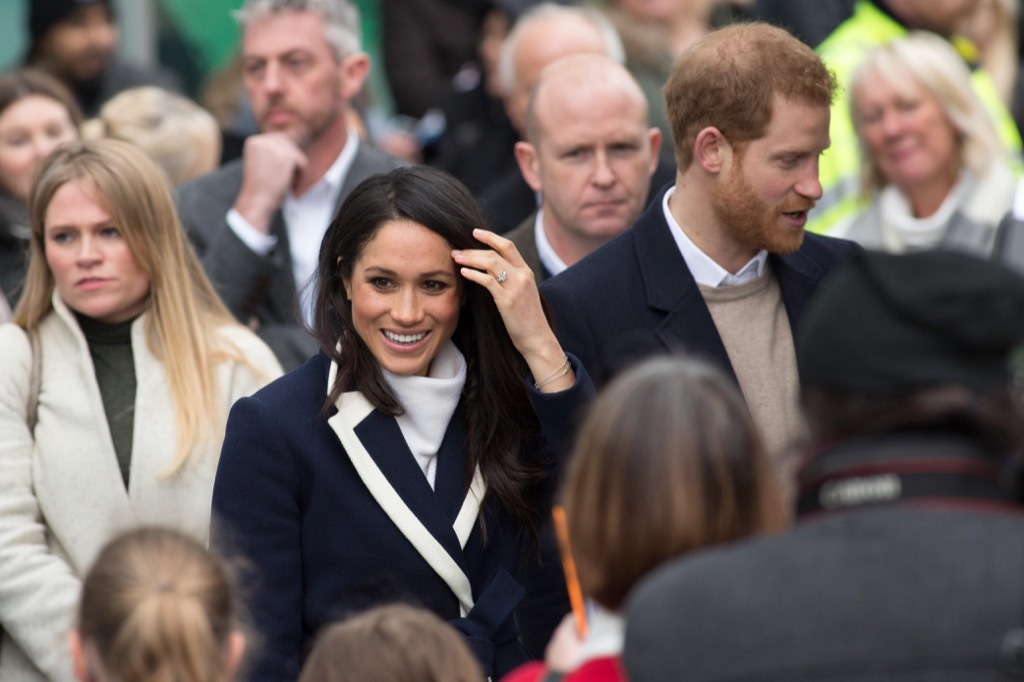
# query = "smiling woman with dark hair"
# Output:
<box><xmin>212</xmin><ymin>165</ymin><xmax>593</xmax><ymax>680</ymax></box>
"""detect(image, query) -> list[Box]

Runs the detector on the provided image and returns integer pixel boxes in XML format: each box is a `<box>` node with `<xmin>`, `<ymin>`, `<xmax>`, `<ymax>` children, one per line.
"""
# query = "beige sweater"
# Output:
<box><xmin>699</xmin><ymin>266</ymin><xmax>804</xmax><ymax>483</ymax></box>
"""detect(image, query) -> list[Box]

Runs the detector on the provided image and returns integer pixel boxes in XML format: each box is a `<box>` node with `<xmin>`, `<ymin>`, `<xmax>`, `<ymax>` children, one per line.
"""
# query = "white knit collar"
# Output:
<box><xmin>878</xmin><ymin>172</ymin><xmax>974</xmax><ymax>252</ymax></box>
<box><xmin>381</xmin><ymin>341</ymin><xmax>467</xmax><ymax>488</ymax></box>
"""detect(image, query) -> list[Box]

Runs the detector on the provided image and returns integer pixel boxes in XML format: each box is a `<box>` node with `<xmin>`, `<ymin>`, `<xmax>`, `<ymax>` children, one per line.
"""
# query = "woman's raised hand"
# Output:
<box><xmin>452</xmin><ymin>229</ymin><xmax>574</xmax><ymax>392</ymax></box>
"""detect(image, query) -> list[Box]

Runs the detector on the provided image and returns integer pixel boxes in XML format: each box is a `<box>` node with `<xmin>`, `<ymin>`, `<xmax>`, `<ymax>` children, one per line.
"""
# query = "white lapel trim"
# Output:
<box><xmin>455</xmin><ymin>464</ymin><xmax>486</xmax><ymax>548</ymax></box>
<box><xmin>326</xmin><ymin>365</ymin><xmax>486</xmax><ymax>616</ymax></box>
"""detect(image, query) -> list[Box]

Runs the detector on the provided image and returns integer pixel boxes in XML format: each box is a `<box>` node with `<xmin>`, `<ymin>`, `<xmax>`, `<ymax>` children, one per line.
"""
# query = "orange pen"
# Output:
<box><xmin>551</xmin><ymin>505</ymin><xmax>588</xmax><ymax>638</ymax></box>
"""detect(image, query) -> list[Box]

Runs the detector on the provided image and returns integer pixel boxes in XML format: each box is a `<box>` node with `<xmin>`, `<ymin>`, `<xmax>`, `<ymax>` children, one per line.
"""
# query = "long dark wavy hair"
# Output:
<box><xmin>314</xmin><ymin>166</ymin><xmax>542</xmax><ymax>536</ymax></box>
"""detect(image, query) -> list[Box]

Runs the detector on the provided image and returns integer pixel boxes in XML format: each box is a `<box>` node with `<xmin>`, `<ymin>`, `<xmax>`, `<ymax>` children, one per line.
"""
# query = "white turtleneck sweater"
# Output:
<box><xmin>381</xmin><ymin>341</ymin><xmax>467</xmax><ymax>488</ymax></box>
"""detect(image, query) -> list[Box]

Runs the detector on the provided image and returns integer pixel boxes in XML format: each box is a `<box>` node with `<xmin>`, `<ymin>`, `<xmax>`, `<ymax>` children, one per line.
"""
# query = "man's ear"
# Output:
<box><xmin>338</xmin><ymin>52</ymin><xmax>371</xmax><ymax>101</ymax></box>
<box><xmin>647</xmin><ymin>127</ymin><xmax>663</xmax><ymax>176</ymax></box>
<box><xmin>693</xmin><ymin>126</ymin><xmax>730</xmax><ymax>174</ymax></box>
<box><xmin>514</xmin><ymin>140</ymin><xmax>543</xmax><ymax>193</ymax></box>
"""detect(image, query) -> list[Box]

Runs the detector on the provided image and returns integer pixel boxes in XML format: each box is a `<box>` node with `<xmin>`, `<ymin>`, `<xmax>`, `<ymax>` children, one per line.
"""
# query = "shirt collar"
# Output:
<box><xmin>534</xmin><ymin>209</ymin><xmax>569</xmax><ymax>276</ymax></box>
<box><xmin>290</xmin><ymin>129</ymin><xmax>359</xmax><ymax>201</ymax></box>
<box><xmin>326</xmin><ymin>129</ymin><xmax>359</xmax><ymax>190</ymax></box>
<box><xmin>661</xmin><ymin>186</ymin><xmax>768</xmax><ymax>287</ymax></box>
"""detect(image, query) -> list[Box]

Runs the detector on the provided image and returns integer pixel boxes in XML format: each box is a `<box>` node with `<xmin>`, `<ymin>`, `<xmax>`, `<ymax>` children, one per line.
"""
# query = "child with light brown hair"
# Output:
<box><xmin>71</xmin><ymin>526</ymin><xmax>247</xmax><ymax>682</ymax></box>
<box><xmin>299</xmin><ymin>604</ymin><xmax>484</xmax><ymax>682</ymax></box>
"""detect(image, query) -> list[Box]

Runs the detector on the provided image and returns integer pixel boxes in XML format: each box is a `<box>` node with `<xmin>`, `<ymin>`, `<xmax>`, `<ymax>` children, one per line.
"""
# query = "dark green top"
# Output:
<box><xmin>75</xmin><ymin>313</ymin><xmax>137</xmax><ymax>488</ymax></box>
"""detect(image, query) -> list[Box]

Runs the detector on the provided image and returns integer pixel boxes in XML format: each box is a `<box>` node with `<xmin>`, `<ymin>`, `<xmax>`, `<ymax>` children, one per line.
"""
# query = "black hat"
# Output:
<box><xmin>29</xmin><ymin>0</ymin><xmax>111</xmax><ymax>43</ymax></box>
<box><xmin>796</xmin><ymin>249</ymin><xmax>1024</xmax><ymax>395</ymax></box>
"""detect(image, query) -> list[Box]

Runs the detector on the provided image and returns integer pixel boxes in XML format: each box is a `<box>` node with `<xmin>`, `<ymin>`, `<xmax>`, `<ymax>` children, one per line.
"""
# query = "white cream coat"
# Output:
<box><xmin>0</xmin><ymin>295</ymin><xmax>282</xmax><ymax>681</ymax></box>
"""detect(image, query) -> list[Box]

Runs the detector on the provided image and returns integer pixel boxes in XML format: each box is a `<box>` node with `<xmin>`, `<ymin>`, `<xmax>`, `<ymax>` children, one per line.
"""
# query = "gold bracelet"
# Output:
<box><xmin>534</xmin><ymin>354</ymin><xmax>571</xmax><ymax>389</ymax></box>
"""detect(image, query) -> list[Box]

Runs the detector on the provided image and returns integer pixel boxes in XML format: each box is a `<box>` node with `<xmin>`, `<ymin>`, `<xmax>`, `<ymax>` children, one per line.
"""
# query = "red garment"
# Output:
<box><xmin>501</xmin><ymin>656</ymin><xmax>626</xmax><ymax>681</ymax></box>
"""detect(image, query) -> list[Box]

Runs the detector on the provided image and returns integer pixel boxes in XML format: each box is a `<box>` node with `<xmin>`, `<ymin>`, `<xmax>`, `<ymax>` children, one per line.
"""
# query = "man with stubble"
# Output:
<box><xmin>177</xmin><ymin>0</ymin><xmax>402</xmax><ymax>370</ymax></box>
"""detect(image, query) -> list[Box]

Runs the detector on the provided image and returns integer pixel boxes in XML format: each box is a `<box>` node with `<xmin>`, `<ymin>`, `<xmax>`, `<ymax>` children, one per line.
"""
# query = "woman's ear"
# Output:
<box><xmin>338</xmin><ymin>258</ymin><xmax>352</xmax><ymax>302</ymax></box>
<box><xmin>224</xmin><ymin>631</ymin><xmax>247</xmax><ymax>680</ymax></box>
<box><xmin>68</xmin><ymin>631</ymin><xmax>90</xmax><ymax>682</ymax></box>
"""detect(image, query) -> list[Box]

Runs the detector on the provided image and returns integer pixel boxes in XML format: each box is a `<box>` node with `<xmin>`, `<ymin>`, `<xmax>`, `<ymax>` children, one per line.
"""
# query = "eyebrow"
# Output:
<box><xmin>245</xmin><ymin>48</ymin><xmax>313</xmax><ymax>61</ymax></box>
<box><xmin>363</xmin><ymin>266</ymin><xmax>456</xmax><ymax>279</ymax></box>
<box><xmin>45</xmin><ymin>219</ymin><xmax>114</xmax><ymax>233</ymax></box>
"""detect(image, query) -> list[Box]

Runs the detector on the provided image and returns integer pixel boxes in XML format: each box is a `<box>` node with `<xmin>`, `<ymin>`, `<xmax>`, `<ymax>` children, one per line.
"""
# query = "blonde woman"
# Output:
<box><xmin>82</xmin><ymin>86</ymin><xmax>222</xmax><ymax>186</ymax></box>
<box><xmin>839</xmin><ymin>31</ymin><xmax>1016</xmax><ymax>254</ymax></box>
<box><xmin>71</xmin><ymin>526</ymin><xmax>247</xmax><ymax>682</ymax></box>
<box><xmin>0</xmin><ymin>139</ymin><xmax>281</xmax><ymax>681</ymax></box>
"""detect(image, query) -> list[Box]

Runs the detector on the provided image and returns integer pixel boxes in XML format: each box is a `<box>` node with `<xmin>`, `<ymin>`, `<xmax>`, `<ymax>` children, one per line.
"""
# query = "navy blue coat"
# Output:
<box><xmin>212</xmin><ymin>352</ymin><xmax>593</xmax><ymax>681</ymax></box>
<box><xmin>540</xmin><ymin>186</ymin><xmax>859</xmax><ymax>389</ymax></box>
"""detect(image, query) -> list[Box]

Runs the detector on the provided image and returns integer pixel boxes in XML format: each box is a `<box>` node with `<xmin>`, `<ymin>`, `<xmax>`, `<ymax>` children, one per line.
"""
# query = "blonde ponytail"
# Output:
<box><xmin>77</xmin><ymin>527</ymin><xmax>239</xmax><ymax>682</ymax></box>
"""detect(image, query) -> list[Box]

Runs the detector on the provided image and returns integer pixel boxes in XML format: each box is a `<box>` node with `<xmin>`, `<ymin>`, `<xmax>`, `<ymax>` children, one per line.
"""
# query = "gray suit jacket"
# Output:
<box><xmin>176</xmin><ymin>143</ymin><xmax>402</xmax><ymax>370</ymax></box>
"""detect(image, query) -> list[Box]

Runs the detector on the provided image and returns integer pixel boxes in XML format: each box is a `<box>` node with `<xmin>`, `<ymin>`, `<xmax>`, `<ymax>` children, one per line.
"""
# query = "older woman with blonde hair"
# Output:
<box><xmin>839</xmin><ymin>31</ymin><xmax>1016</xmax><ymax>254</ymax></box>
<box><xmin>0</xmin><ymin>139</ymin><xmax>281</xmax><ymax>681</ymax></box>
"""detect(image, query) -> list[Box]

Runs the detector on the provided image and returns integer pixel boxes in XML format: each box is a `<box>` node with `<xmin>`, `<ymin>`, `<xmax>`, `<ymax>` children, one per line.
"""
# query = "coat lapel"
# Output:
<box><xmin>632</xmin><ymin>208</ymin><xmax>737</xmax><ymax>381</ymax></box>
<box><xmin>336</xmin><ymin>144</ymin><xmax>372</xmax><ymax>203</ymax></box>
<box><xmin>326</xmin><ymin>387</ymin><xmax>486</xmax><ymax>614</ymax></box>
<box><xmin>353</xmin><ymin>409</ymin><xmax>466</xmax><ymax>556</ymax></box>
<box><xmin>432</xmin><ymin>414</ymin><xmax>485</xmax><ymax>549</ymax></box>
<box><xmin>432</xmin><ymin>410</ymin><xmax>469</xmax><ymax>521</ymax></box>
<box><xmin>262</xmin><ymin>211</ymin><xmax>301</xmax><ymax>323</ymax></box>
<box><xmin>774</xmin><ymin>249</ymin><xmax>825</xmax><ymax>330</ymax></box>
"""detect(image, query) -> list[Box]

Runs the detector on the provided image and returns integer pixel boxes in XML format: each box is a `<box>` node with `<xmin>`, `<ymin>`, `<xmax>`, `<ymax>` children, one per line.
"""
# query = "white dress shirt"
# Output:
<box><xmin>533</xmin><ymin>209</ymin><xmax>569</xmax><ymax>277</ymax></box>
<box><xmin>662</xmin><ymin>186</ymin><xmax>768</xmax><ymax>287</ymax></box>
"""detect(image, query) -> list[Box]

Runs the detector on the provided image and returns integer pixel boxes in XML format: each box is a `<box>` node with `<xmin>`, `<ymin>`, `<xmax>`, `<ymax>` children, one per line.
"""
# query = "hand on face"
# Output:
<box><xmin>452</xmin><ymin>229</ymin><xmax>573</xmax><ymax>391</ymax></box>
<box><xmin>233</xmin><ymin>132</ymin><xmax>308</xmax><ymax>234</ymax></box>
